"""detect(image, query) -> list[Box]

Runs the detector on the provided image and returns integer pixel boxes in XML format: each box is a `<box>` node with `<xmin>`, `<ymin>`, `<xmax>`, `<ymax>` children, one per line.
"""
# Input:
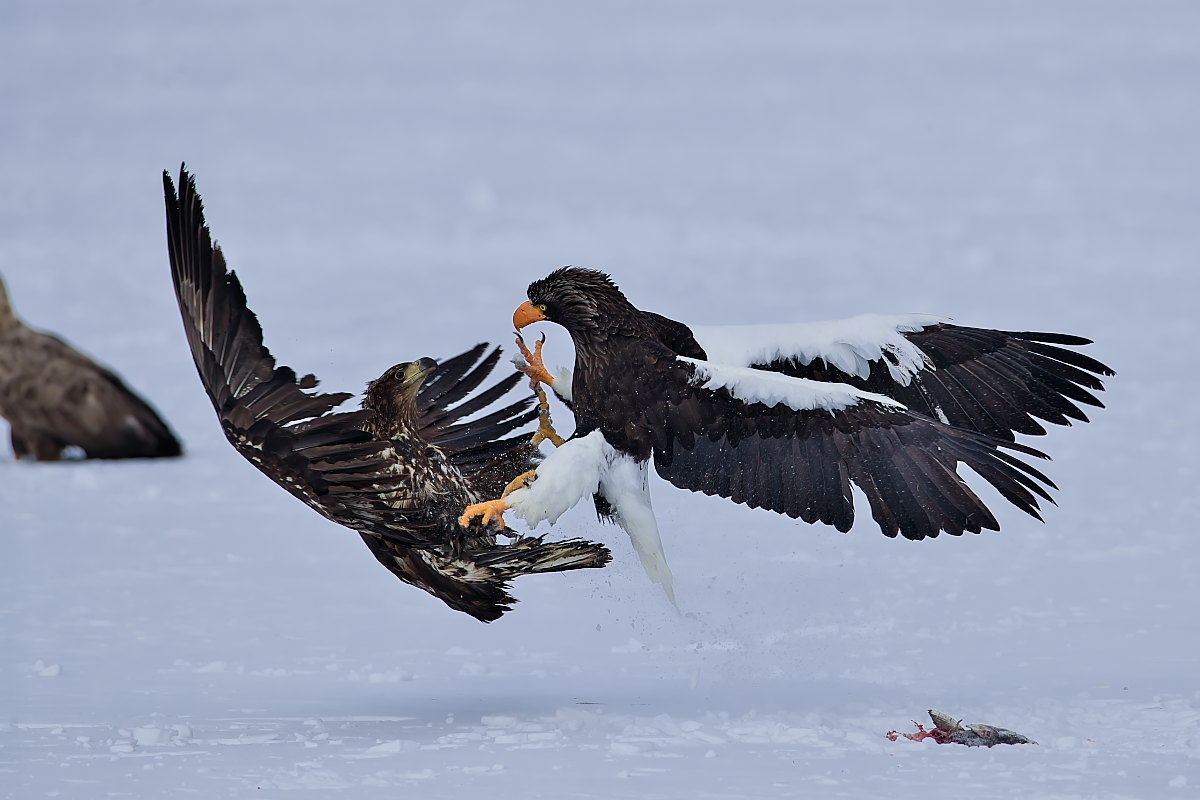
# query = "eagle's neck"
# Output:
<box><xmin>363</xmin><ymin>388</ymin><xmax>418</xmax><ymax>441</ymax></box>
<box><xmin>566</xmin><ymin>307</ymin><xmax>653</xmax><ymax>365</ymax></box>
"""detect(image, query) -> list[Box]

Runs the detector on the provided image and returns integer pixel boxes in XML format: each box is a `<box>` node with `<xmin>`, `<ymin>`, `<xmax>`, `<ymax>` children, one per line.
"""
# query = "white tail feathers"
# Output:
<box><xmin>598</xmin><ymin>450</ymin><xmax>677</xmax><ymax>606</ymax></box>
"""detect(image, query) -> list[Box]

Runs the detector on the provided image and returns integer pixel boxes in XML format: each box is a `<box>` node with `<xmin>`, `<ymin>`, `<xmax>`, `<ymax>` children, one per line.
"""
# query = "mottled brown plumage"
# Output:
<box><xmin>0</xmin><ymin>275</ymin><xmax>182</xmax><ymax>461</ymax></box>
<box><xmin>164</xmin><ymin>167</ymin><xmax>609</xmax><ymax>622</ymax></box>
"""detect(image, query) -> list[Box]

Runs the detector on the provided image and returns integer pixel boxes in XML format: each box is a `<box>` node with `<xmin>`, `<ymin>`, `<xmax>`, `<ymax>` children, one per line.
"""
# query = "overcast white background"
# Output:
<box><xmin>2</xmin><ymin>1</ymin><xmax>1197</xmax><ymax>797</ymax></box>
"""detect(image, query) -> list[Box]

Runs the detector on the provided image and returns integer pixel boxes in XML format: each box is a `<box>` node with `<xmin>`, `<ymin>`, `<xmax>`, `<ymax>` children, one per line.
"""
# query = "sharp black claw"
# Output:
<box><xmin>538</xmin><ymin>332</ymin><xmax>546</xmax><ymax>345</ymax></box>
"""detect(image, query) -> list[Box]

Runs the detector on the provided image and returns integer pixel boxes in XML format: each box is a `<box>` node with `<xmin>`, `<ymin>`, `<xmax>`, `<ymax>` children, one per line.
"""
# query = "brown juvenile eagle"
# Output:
<box><xmin>163</xmin><ymin>169</ymin><xmax>610</xmax><ymax>622</ymax></box>
<box><xmin>461</xmin><ymin>267</ymin><xmax>1113</xmax><ymax>600</ymax></box>
<box><xmin>0</xmin><ymin>274</ymin><xmax>182</xmax><ymax>461</ymax></box>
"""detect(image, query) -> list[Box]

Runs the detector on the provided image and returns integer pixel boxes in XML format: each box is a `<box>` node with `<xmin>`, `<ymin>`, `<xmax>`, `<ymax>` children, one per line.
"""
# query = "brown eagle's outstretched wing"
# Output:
<box><xmin>163</xmin><ymin>166</ymin><xmax>609</xmax><ymax>621</ymax></box>
<box><xmin>164</xmin><ymin>168</ymin><xmax>425</xmax><ymax>545</ymax></box>
<box><xmin>410</xmin><ymin>342</ymin><xmax>548</xmax><ymax>499</ymax></box>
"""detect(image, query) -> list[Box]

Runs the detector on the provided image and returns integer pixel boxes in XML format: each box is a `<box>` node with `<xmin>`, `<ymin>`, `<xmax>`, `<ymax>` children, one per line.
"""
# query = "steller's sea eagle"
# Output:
<box><xmin>461</xmin><ymin>267</ymin><xmax>1113</xmax><ymax>601</ymax></box>
<box><xmin>0</xmin><ymin>274</ymin><xmax>182</xmax><ymax>461</ymax></box>
<box><xmin>164</xmin><ymin>169</ymin><xmax>610</xmax><ymax>622</ymax></box>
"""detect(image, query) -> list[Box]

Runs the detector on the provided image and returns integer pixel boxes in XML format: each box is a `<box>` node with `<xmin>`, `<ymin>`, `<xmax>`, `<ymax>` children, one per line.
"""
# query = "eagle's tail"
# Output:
<box><xmin>475</xmin><ymin>535</ymin><xmax>613</xmax><ymax>577</ymax></box>
<box><xmin>367</xmin><ymin>534</ymin><xmax>610</xmax><ymax>623</ymax></box>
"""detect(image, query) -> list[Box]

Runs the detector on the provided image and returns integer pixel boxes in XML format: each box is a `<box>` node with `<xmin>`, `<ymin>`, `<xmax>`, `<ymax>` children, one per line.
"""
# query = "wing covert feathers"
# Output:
<box><xmin>649</xmin><ymin>357</ymin><xmax>1059</xmax><ymax>540</ymax></box>
<box><xmin>737</xmin><ymin>323</ymin><xmax>1113</xmax><ymax>442</ymax></box>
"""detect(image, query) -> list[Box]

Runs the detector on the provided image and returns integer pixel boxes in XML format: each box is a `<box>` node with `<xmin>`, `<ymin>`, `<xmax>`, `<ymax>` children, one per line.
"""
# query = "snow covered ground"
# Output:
<box><xmin>3</xmin><ymin>1</ymin><xmax>1198</xmax><ymax>797</ymax></box>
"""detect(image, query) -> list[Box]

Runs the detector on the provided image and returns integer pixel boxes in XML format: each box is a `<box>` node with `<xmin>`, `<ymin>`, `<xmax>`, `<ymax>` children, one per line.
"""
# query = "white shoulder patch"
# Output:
<box><xmin>679</xmin><ymin>357</ymin><xmax>904</xmax><ymax>413</ymax></box>
<box><xmin>691</xmin><ymin>313</ymin><xmax>946</xmax><ymax>385</ymax></box>
<box><xmin>551</xmin><ymin>366</ymin><xmax>574</xmax><ymax>403</ymax></box>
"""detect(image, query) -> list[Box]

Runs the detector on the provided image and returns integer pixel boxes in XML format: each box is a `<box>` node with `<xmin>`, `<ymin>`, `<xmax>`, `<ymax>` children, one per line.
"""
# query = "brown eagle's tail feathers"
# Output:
<box><xmin>429</xmin><ymin>579</ymin><xmax>519</xmax><ymax>624</ymax></box>
<box><xmin>474</xmin><ymin>536</ymin><xmax>613</xmax><ymax>578</ymax></box>
<box><xmin>441</xmin><ymin>537</ymin><xmax>611</xmax><ymax>622</ymax></box>
<box><xmin>361</xmin><ymin>535</ymin><xmax>518</xmax><ymax>623</ymax></box>
<box><xmin>362</xmin><ymin>534</ymin><xmax>611</xmax><ymax>623</ymax></box>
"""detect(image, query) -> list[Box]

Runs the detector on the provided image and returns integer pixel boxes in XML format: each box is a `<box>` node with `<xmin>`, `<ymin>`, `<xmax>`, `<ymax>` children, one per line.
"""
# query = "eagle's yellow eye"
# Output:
<box><xmin>537</xmin><ymin>304</ymin><xmax>547</xmax><ymax>313</ymax></box>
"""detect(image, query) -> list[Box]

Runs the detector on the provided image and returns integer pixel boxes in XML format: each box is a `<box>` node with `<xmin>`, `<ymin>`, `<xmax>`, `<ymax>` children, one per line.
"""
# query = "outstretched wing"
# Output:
<box><xmin>164</xmin><ymin>167</ymin><xmax>609</xmax><ymax>621</ymax></box>
<box><xmin>164</xmin><ymin>167</ymin><xmax>446</xmax><ymax>547</ymax></box>
<box><xmin>691</xmin><ymin>315</ymin><xmax>1114</xmax><ymax>442</ymax></box>
<box><xmin>411</xmin><ymin>343</ymin><xmax>543</xmax><ymax>498</ymax></box>
<box><xmin>628</xmin><ymin>349</ymin><xmax>1057</xmax><ymax>540</ymax></box>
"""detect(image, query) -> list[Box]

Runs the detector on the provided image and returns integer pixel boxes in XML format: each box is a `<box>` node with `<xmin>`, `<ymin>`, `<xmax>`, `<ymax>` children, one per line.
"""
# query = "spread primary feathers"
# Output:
<box><xmin>463</xmin><ymin>266</ymin><xmax>1113</xmax><ymax>600</ymax></box>
<box><xmin>163</xmin><ymin>169</ymin><xmax>610</xmax><ymax>622</ymax></box>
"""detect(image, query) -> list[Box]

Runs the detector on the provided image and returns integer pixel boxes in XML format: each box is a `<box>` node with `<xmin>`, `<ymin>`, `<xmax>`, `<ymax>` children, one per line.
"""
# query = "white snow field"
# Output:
<box><xmin>3</xmin><ymin>1</ymin><xmax>1198</xmax><ymax>797</ymax></box>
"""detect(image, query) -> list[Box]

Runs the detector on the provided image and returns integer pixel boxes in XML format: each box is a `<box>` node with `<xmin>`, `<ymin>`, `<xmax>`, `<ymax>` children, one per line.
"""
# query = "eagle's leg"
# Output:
<box><xmin>11</xmin><ymin>427</ymin><xmax>63</xmax><ymax>461</ymax></box>
<box><xmin>531</xmin><ymin>383</ymin><xmax>566</xmax><ymax>447</ymax></box>
<box><xmin>460</xmin><ymin>468</ymin><xmax>538</xmax><ymax>530</ymax></box>
<box><xmin>516</xmin><ymin>333</ymin><xmax>566</xmax><ymax>447</ymax></box>
<box><xmin>459</xmin><ymin>498</ymin><xmax>512</xmax><ymax>529</ymax></box>
<box><xmin>502</xmin><ymin>468</ymin><xmax>538</xmax><ymax>497</ymax></box>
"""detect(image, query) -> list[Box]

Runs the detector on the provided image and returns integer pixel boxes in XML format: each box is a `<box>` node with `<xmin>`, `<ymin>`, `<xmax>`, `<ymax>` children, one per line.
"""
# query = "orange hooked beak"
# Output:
<box><xmin>513</xmin><ymin>300</ymin><xmax>546</xmax><ymax>330</ymax></box>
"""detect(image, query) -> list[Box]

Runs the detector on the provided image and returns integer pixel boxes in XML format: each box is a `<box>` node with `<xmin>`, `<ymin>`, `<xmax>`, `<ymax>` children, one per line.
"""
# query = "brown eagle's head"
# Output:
<box><xmin>365</xmin><ymin>357</ymin><xmax>437</xmax><ymax>425</ymax></box>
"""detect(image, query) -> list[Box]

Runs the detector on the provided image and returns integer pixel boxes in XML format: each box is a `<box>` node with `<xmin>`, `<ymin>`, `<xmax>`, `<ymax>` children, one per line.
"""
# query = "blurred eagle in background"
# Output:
<box><xmin>463</xmin><ymin>267</ymin><xmax>1114</xmax><ymax>601</ymax></box>
<box><xmin>0</xmin><ymin>274</ymin><xmax>182</xmax><ymax>461</ymax></box>
<box><xmin>163</xmin><ymin>168</ymin><xmax>609</xmax><ymax>622</ymax></box>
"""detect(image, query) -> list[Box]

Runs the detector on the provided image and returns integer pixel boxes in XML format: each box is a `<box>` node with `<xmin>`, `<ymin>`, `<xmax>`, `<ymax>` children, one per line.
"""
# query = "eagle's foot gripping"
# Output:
<box><xmin>514</xmin><ymin>333</ymin><xmax>556</xmax><ymax>391</ymax></box>
<box><xmin>460</xmin><ymin>498</ymin><xmax>512</xmax><ymax>529</ymax></box>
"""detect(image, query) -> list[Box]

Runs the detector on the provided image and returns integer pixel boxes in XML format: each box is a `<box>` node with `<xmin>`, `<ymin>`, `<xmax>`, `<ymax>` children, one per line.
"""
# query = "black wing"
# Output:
<box><xmin>723</xmin><ymin>322</ymin><xmax>1114</xmax><ymax>442</ymax></box>
<box><xmin>626</xmin><ymin>351</ymin><xmax>1057</xmax><ymax>541</ymax></box>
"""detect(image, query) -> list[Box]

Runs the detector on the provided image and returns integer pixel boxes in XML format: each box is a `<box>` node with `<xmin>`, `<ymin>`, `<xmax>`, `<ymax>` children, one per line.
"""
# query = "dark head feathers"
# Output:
<box><xmin>526</xmin><ymin>267</ymin><xmax>639</xmax><ymax>334</ymax></box>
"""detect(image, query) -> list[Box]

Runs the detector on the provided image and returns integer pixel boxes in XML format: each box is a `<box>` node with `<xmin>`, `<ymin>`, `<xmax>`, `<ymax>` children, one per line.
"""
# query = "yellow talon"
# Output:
<box><xmin>517</xmin><ymin>333</ymin><xmax>566</xmax><ymax>447</ymax></box>
<box><xmin>460</xmin><ymin>498</ymin><xmax>511</xmax><ymax>529</ymax></box>
<box><xmin>515</xmin><ymin>333</ymin><xmax>556</xmax><ymax>390</ymax></box>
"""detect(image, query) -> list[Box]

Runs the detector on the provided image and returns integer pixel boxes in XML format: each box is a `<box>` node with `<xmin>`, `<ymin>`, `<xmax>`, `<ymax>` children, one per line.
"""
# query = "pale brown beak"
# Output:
<box><xmin>513</xmin><ymin>300</ymin><xmax>547</xmax><ymax>330</ymax></box>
